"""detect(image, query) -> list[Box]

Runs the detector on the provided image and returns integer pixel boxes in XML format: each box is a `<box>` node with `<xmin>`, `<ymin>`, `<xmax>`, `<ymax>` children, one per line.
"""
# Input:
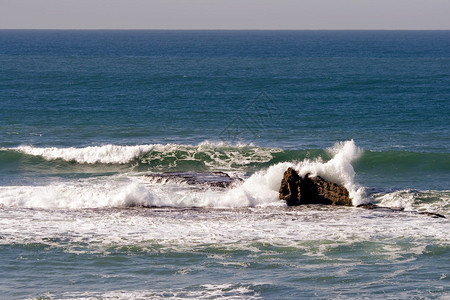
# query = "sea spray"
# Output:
<box><xmin>292</xmin><ymin>140</ymin><xmax>366</xmax><ymax>206</ymax></box>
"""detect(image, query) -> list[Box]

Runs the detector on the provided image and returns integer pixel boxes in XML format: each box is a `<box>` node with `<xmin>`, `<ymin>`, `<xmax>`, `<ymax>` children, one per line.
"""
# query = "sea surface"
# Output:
<box><xmin>0</xmin><ymin>30</ymin><xmax>449</xmax><ymax>299</ymax></box>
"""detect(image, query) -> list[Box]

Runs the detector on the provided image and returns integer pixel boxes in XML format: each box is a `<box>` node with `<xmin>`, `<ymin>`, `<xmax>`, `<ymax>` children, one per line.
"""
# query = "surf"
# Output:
<box><xmin>0</xmin><ymin>140</ymin><xmax>448</xmax><ymax>216</ymax></box>
<box><xmin>0</xmin><ymin>140</ymin><xmax>365</xmax><ymax>208</ymax></box>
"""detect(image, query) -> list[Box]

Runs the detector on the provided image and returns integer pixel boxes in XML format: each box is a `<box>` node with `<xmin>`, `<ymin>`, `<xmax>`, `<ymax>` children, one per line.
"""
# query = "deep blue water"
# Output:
<box><xmin>0</xmin><ymin>30</ymin><xmax>449</xmax><ymax>299</ymax></box>
<box><xmin>1</xmin><ymin>30</ymin><xmax>449</xmax><ymax>150</ymax></box>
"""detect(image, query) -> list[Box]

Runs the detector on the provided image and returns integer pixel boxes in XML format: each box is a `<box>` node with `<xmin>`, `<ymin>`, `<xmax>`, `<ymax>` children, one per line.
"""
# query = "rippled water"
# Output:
<box><xmin>0</xmin><ymin>30</ymin><xmax>449</xmax><ymax>299</ymax></box>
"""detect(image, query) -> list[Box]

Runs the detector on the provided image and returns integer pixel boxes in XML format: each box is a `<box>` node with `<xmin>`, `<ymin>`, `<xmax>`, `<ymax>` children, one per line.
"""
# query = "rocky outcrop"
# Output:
<box><xmin>278</xmin><ymin>168</ymin><xmax>445</xmax><ymax>218</ymax></box>
<box><xmin>279</xmin><ymin>168</ymin><xmax>352</xmax><ymax>206</ymax></box>
<box><xmin>146</xmin><ymin>171</ymin><xmax>242</xmax><ymax>188</ymax></box>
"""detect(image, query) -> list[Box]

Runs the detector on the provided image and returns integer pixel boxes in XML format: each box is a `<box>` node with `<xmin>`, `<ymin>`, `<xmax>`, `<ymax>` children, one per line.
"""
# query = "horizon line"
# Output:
<box><xmin>1</xmin><ymin>28</ymin><xmax>450</xmax><ymax>31</ymax></box>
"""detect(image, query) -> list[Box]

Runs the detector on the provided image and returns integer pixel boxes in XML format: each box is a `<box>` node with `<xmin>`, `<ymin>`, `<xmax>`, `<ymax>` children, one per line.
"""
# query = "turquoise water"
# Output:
<box><xmin>0</xmin><ymin>30</ymin><xmax>449</xmax><ymax>299</ymax></box>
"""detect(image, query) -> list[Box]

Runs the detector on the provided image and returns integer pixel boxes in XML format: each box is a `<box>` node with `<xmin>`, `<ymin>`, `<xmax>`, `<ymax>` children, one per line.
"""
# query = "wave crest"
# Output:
<box><xmin>14</xmin><ymin>144</ymin><xmax>153</xmax><ymax>164</ymax></box>
<box><xmin>11</xmin><ymin>142</ymin><xmax>280</xmax><ymax>170</ymax></box>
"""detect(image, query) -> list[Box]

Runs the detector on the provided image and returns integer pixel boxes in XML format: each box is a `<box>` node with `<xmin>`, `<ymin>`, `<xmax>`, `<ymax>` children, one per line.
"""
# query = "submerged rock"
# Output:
<box><xmin>145</xmin><ymin>171</ymin><xmax>241</xmax><ymax>188</ymax></box>
<box><xmin>356</xmin><ymin>203</ymin><xmax>446</xmax><ymax>218</ymax></box>
<box><xmin>279</xmin><ymin>168</ymin><xmax>351</xmax><ymax>206</ymax></box>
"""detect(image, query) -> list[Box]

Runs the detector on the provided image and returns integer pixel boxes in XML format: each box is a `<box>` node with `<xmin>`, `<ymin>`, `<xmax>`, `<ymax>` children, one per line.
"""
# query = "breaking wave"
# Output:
<box><xmin>6</xmin><ymin>141</ymin><xmax>280</xmax><ymax>171</ymax></box>
<box><xmin>5</xmin><ymin>142</ymin><xmax>448</xmax><ymax>175</ymax></box>
<box><xmin>0</xmin><ymin>140</ymin><xmax>369</xmax><ymax>208</ymax></box>
<box><xmin>1</xmin><ymin>140</ymin><xmax>448</xmax><ymax>214</ymax></box>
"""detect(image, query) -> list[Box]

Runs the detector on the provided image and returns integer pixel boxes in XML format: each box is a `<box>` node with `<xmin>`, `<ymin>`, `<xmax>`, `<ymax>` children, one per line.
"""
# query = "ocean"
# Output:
<box><xmin>0</xmin><ymin>30</ymin><xmax>449</xmax><ymax>299</ymax></box>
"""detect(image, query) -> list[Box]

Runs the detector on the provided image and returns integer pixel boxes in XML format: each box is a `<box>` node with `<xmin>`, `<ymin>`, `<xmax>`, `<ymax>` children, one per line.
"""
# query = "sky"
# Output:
<box><xmin>1</xmin><ymin>0</ymin><xmax>450</xmax><ymax>30</ymax></box>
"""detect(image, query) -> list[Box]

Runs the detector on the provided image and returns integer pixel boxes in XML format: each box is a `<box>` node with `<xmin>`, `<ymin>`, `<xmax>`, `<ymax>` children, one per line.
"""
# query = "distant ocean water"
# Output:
<box><xmin>0</xmin><ymin>30</ymin><xmax>449</xmax><ymax>299</ymax></box>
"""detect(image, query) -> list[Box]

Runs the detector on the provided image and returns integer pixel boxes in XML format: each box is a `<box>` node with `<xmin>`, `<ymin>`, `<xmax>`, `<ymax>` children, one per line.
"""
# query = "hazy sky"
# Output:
<box><xmin>1</xmin><ymin>0</ymin><xmax>450</xmax><ymax>30</ymax></box>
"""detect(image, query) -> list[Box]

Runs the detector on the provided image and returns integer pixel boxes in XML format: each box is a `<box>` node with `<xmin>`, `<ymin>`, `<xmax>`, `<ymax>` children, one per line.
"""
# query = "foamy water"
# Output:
<box><xmin>3</xmin><ymin>141</ymin><xmax>448</xmax><ymax>299</ymax></box>
<box><xmin>42</xmin><ymin>284</ymin><xmax>264</xmax><ymax>300</ymax></box>
<box><xmin>1</xmin><ymin>206</ymin><xmax>448</xmax><ymax>252</ymax></box>
<box><xmin>2</xmin><ymin>206</ymin><xmax>449</xmax><ymax>299</ymax></box>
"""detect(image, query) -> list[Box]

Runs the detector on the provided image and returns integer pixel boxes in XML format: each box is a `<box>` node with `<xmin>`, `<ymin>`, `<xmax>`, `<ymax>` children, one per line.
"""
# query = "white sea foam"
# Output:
<box><xmin>374</xmin><ymin>190</ymin><xmax>416</xmax><ymax>211</ymax></box>
<box><xmin>1</xmin><ymin>205</ymin><xmax>448</xmax><ymax>257</ymax></box>
<box><xmin>31</xmin><ymin>284</ymin><xmax>263</xmax><ymax>300</ymax></box>
<box><xmin>0</xmin><ymin>178</ymin><xmax>154</xmax><ymax>209</ymax></box>
<box><xmin>0</xmin><ymin>175</ymin><xmax>283</xmax><ymax>209</ymax></box>
<box><xmin>374</xmin><ymin>189</ymin><xmax>450</xmax><ymax>216</ymax></box>
<box><xmin>15</xmin><ymin>144</ymin><xmax>155</xmax><ymax>164</ymax></box>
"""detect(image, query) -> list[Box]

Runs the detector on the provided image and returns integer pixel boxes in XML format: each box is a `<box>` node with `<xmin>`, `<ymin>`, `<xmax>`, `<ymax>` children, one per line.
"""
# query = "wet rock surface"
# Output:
<box><xmin>145</xmin><ymin>171</ymin><xmax>242</xmax><ymax>188</ymax></box>
<box><xmin>279</xmin><ymin>168</ymin><xmax>351</xmax><ymax>206</ymax></box>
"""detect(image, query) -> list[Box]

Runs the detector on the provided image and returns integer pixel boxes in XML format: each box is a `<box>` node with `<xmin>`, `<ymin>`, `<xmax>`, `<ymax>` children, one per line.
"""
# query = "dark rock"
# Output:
<box><xmin>419</xmin><ymin>212</ymin><xmax>446</xmax><ymax>218</ymax></box>
<box><xmin>356</xmin><ymin>203</ymin><xmax>404</xmax><ymax>211</ymax></box>
<box><xmin>303</xmin><ymin>174</ymin><xmax>352</xmax><ymax>206</ymax></box>
<box><xmin>145</xmin><ymin>171</ymin><xmax>241</xmax><ymax>188</ymax></box>
<box><xmin>278</xmin><ymin>167</ymin><xmax>302</xmax><ymax>206</ymax></box>
<box><xmin>356</xmin><ymin>203</ymin><xmax>446</xmax><ymax>218</ymax></box>
<box><xmin>279</xmin><ymin>168</ymin><xmax>352</xmax><ymax>206</ymax></box>
<box><xmin>356</xmin><ymin>203</ymin><xmax>378</xmax><ymax>209</ymax></box>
